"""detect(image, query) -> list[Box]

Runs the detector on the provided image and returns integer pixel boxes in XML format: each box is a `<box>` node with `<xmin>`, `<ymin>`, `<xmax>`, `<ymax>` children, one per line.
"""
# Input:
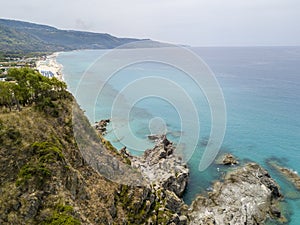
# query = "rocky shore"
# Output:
<box><xmin>116</xmin><ymin>135</ymin><xmax>189</xmax><ymax>224</ymax></box>
<box><xmin>129</xmin><ymin>135</ymin><xmax>189</xmax><ymax>197</ymax></box>
<box><xmin>188</xmin><ymin>162</ymin><xmax>285</xmax><ymax>224</ymax></box>
<box><xmin>115</xmin><ymin>133</ymin><xmax>285</xmax><ymax>224</ymax></box>
<box><xmin>94</xmin><ymin>120</ymin><xmax>286</xmax><ymax>224</ymax></box>
<box><xmin>95</xmin><ymin>119</ymin><xmax>111</xmax><ymax>135</ymax></box>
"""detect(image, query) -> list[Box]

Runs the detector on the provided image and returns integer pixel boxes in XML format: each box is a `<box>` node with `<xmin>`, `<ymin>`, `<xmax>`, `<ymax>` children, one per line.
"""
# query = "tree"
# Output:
<box><xmin>0</xmin><ymin>67</ymin><xmax>68</xmax><ymax>111</ymax></box>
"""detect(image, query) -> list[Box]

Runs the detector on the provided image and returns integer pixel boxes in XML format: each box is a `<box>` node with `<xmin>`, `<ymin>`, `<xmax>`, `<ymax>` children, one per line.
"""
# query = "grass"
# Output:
<box><xmin>42</xmin><ymin>204</ymin><xmax>80</xmax><ymax>225</ymax></box>
<box><xmin>16</xmin><ymin>162</ymin><xmax>51</xmax><ymax>187</ymax></box>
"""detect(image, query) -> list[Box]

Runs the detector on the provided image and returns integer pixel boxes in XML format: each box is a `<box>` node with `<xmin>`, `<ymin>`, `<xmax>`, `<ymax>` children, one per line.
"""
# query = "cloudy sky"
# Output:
<box><xmin>1</xmin><ymin>0</ymin><xmax>300</xmax><ymax>46</ymax></box>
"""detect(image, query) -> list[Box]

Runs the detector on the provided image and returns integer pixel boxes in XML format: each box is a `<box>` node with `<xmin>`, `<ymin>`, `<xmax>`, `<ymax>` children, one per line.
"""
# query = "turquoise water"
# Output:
<box><xmin>57</xmin><ymin>47</ymin><xmax>300</xmax><ymax>224</ymax></box>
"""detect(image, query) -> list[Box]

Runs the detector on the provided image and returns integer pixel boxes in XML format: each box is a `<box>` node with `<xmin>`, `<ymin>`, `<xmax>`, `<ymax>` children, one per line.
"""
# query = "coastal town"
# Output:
<box><xmin>0</xmin><ymin>53</ymin><xmax>63</xmax><ymax>82</ymax></box>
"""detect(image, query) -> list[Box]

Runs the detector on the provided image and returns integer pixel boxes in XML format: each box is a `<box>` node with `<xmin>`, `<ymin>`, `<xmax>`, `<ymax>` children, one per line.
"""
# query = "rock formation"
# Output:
<box><xmin>215</xmin><ymin>153</ymin><xmax>239</xmax><ymax>165</ymax></box>
<box><xmin>118</xmin><ymin>135</ymin><xmax>189</xmax><ymax>224</ymax></box>
<box><xmin>188</xmin><ymin>163</ymin><xmax>284</xmax><ymax>225</ymax></box>
<box><xmin>95</xmin><ymin>119</ymin><xmax>110</xmax><ymax>135</ymax></box>
<box><xmin>129</xmin><ymin>135</ymin><xmax>189</xmax><ymax>197</ymax></box>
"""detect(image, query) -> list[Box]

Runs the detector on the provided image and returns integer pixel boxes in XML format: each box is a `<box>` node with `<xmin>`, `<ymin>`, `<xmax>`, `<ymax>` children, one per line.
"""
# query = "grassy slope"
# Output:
<box><xmin>0</xmin><ymin>94</ymin><xmax>178</xmax><ymax>225</ymax></box>
<box><xmin>0</xmin><ymin>95</ymin><xmax>124</xmax><ymax>224</ymax></box>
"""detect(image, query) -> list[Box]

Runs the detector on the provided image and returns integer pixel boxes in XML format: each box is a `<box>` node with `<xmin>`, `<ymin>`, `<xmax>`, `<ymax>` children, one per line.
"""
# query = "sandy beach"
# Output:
<box><xmin>36</xmin><ymin>52</ymin><xmax>64</xmax><ymax>81</ymax></box>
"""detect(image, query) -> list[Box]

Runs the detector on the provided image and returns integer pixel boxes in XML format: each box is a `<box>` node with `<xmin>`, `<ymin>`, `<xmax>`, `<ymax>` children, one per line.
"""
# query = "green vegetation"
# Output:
<box><xmin>0</xmin><ymin>121</ymin><xmax>22</xmax><ymax>146</ymax></box>
<box><xmin>16</xmin><ymin>141</ymin><xmax>65</xmax><ymax>188</ymax></box>
<box><xmin>0</xmin><ymin>18</ymin><xmax>141</xmax><ymax>54</ymax></box>
<box><xmin>0</xmin><ymin>67</ymin><xmax>176</xmax><ymax>224</ymax></box>
<box><xmin>31</xmin><ymin>141</ymin><xmax>64</xmax><ymax>163</ymax></box>
<box><xmin>42</xmin><ymin>204</ymin><xmax>80</xmax><ymax>225</ymax></box>
<box><xmin>0</xmin><ymin>67</ymin><xmax>68</xmax><ymax>112</ymax></box>
<box><xmin>16</xmin><ymin>162</ymin><xmax>51</xmax><ymax>187</ymax></box>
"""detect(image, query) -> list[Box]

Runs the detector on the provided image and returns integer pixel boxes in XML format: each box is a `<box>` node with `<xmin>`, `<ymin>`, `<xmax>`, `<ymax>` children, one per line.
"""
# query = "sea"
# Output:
<box><xmin>57</xmin><ymin>46</ymin><xmax>300</xmax><ymax>224</ymax></box>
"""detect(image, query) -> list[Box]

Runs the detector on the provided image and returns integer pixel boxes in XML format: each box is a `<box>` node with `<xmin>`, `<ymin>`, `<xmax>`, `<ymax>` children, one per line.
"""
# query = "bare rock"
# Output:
<box><xmin>95</xmin><ymin>119</ymin><xmax>110</xmax><ymax>135</ymax></box>
<box><xmin>188</xmin><ymin>163</ymin><xmax>284</xmax><ymax>225</ymax></box>
<box><xmin>131</xmin><ymin>135</ymin><xmax>189</xmax><ymax>197</ymax></box>
<box><xmin>216</xmin><ymin>153</ymin><xmax>239</xmax><ymax>165</ymax></box>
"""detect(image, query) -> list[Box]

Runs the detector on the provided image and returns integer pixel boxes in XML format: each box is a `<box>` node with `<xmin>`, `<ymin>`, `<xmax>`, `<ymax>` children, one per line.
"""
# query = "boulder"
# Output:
<box><xmin>216</xmin><ymin>153</ymin><xmax>239</xmax><ymax>165</ymax></box>
<box><xmin>95</xmin><ymin>119</ymin><xmax>110</xmax><ymax>135</ymax></box>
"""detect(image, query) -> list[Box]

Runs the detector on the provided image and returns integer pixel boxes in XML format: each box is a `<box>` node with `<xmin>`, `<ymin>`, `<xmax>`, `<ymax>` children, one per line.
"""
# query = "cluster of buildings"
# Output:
<box><xmin>0</xmin><ymin>56</ymin><xmax>56</xmax><ymax>81</ymax></box>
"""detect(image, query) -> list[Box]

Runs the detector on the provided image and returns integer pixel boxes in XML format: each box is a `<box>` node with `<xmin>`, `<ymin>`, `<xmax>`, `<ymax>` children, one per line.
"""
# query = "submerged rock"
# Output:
<box><xmin>188</xmin><ymin>163</ymin><xmax>284</xmax><ymax>225</ymax></box>
<box><xmin>268</xmin><ymin>161</ymin><xmax>300</xmax><ymax>191</ymax></box>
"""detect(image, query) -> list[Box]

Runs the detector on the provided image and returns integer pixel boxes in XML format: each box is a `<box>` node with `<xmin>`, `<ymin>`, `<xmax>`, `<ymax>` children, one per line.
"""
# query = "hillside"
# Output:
<box><xmin>0</xmin><ymin>68</ymin><xmax>188</xmax><ymax>225</ymax></box>
<box><xmin>0</xmin><ymin>19</ymin><xmax>145</xmax><ymax>54</ymax></box>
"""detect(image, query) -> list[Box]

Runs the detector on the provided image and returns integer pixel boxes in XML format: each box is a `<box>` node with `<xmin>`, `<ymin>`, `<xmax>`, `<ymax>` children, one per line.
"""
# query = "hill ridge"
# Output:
<box><xmin>0</xmin><ymin>18</ymin><xmax>145</xmax><ymax>54</ymax></box>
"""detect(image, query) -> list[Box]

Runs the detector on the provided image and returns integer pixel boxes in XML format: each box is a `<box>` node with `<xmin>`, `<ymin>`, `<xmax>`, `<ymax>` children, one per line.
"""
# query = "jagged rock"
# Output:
<box><xmin>188</xmin><ymin>163</ymin><xmax>284</xmax><ymax>225</ymax></box>
<box><xmin>165</xmin><ymin>190</ymin><xmax>184</xmax><ymax>213</ymax></box>
<box><xmin>179</xmin><ymin>215</ymin><xmax>188</xmax><ymax>225</ymax></box>
<box><xmin>95</xmin><ymin>119</ymin><xmax>110</xmax><ymax>135</ymax></box>
<box><xmin>216</xmin><ymin>153</ymin><xmax>239</xmax><ymax>165</ymax></box>
<box><xmin>131</xmin><ymin>135</ymin><xmax>189</xmax><ymax>197</ymax></box>
<box><xmin>120</xmin><ymin>146</ymin><xmax>132</xmax><ymax>159</ymax></box>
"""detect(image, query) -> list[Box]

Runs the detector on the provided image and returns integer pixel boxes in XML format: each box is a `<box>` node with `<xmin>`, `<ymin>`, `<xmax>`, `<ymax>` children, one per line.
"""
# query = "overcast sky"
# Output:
<box><xmin>1</xmin><ymin>0</ymin><xmax>300</xmax><ymax>46</ymax></box>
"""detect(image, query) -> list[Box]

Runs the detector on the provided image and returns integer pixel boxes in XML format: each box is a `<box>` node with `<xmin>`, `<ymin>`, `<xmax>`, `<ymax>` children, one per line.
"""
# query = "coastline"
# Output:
<box><xmin>35</xmin><ymin>52</ymin><xmax>64</xmax><ymax>81</ymax></box>
<box><xmin>48</xmin><ymin>48</ymin><xmax>298</xmax><ymax>223</ymax></box>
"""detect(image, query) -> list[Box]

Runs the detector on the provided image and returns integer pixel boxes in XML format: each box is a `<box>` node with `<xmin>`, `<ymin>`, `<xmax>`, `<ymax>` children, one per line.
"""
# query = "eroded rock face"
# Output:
<box><xmin>188</xmin><ymin>163</ymin><xmax>284</xmax><ymax>225</ymax></box>
<box><xmin>130</xmin><ymin>135</ymin><xmax>189</xmax><ymax>197</ymax></box>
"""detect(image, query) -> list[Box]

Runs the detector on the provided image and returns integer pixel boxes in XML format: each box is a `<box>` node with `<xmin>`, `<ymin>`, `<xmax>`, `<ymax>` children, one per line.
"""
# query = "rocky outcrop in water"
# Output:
<box><xmin>95</xmin><ymin>119</ymin><xmax>110</xmax><ymax>135</ymax></box>
<box><xmin>129</xmin><ymin>135</ymin><xmax>189</xmax><ymax>197</ymax></box>
<box><xmin>117</xmin><ymin>135</ymin><xmax>189</xmax><ymax>224</ymax></box>
<box><xmin>215</xmin><ymin>153</ymin><xmax>239</xmax><ymax>166</ymax></box>
<box><xmin>188</xmin><ymin>163</ymin><xmax>284</xmax><ymax>225</ymax></box>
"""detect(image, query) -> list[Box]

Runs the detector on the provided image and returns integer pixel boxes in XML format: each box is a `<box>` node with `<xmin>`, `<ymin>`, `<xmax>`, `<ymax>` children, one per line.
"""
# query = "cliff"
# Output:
<box><xmin>0</xmin><ymin>69</ymin><xmax>188</xmax><ymax>224</ymax></box>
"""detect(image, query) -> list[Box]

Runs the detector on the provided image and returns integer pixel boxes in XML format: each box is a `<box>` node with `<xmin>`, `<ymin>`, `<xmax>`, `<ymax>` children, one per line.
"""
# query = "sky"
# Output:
<box><xmin>1</xmin><ymin>0</ymin><xmax>300</xmax><ymax>46</ymax></box>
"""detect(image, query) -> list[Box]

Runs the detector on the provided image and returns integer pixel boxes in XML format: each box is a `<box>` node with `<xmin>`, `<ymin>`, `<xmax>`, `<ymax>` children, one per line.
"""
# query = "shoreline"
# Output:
<box><xmin>35</xmin><ymin>52</ymin><xmax>64</xmax><ymax>81</ymax></box>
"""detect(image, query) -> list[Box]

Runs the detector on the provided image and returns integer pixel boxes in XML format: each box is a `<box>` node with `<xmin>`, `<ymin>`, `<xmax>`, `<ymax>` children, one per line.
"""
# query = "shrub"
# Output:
<box><xmin>16</xmin><ymin>162</ymin><xmax>51</xmax><ymax>187</ymax></box>
<box><xmin>31</xmin><ymin>142</ymin><xmax>64</xmax><ymax>162</ymax></box>
<box><xmin>42</xmin><ymin>204</ymin><xmax>80</xmax><ymax>225</ymax></box>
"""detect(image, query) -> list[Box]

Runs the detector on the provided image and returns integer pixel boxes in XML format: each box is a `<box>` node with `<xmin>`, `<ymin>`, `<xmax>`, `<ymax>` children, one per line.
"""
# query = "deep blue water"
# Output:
<box><xmin>57</xmin><ymin>47</ymin><xmax>300</xmax><ymax>224</ymax></box>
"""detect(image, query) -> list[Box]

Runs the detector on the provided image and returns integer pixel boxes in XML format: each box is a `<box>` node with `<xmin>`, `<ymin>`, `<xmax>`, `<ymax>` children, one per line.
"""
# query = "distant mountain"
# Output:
<box><xmin>0</xmin><ymin>19</ymin><xmax>148</xmax><ymax>54</ymax></box>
